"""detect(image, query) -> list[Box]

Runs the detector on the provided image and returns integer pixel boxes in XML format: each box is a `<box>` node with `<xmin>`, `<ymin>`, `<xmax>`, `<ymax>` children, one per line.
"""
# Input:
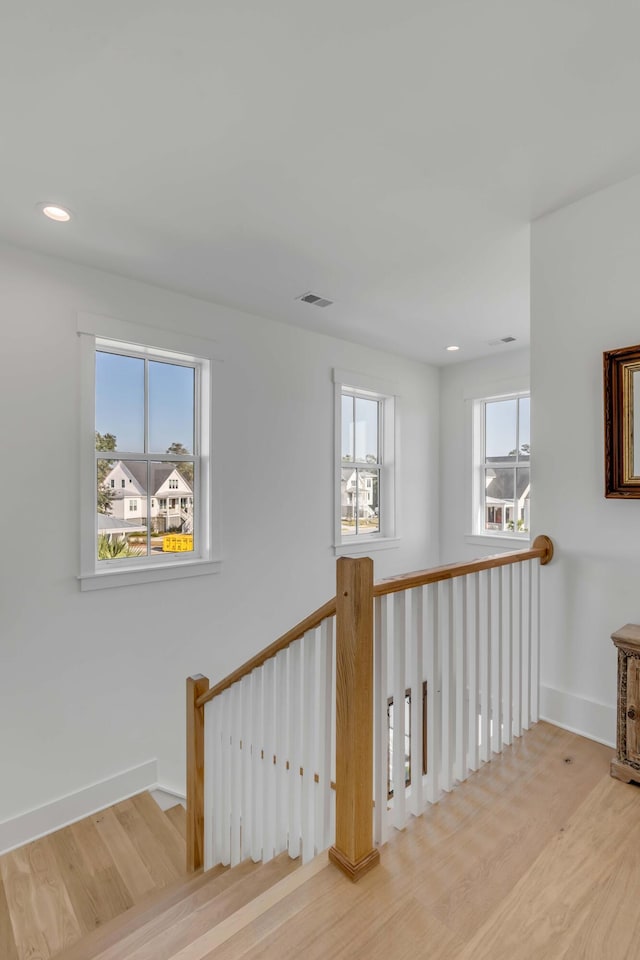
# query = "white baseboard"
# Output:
<box><xmin>0</xmin><ymin>759</ymin><xmax>157</xmax><ymax>855</ymax></box>
<box><xmin>540</xmin><ymin>684</ymin><xmax>616</xmax><ymax>748</ymax></box>
<box><xmin>152</xmin><ymin>782</ymin><xmax>186</xmax><ymax>802</ymax></box>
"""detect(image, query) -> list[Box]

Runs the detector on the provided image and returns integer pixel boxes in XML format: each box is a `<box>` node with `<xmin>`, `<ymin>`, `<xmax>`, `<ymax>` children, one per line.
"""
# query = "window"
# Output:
<box><xmin>334</xmin><ymin>369</ymin><xmax>397</xmax><ymax>555</ymax></box>
<box><xmin>78</xmin><ymin>314</ymin><xmax>221</xmax><ymax>590</ymax></box>
<box><xmin>473</xmin><ymin>393</ymin><xmax>530</xmax><ymax>538</ymax></box>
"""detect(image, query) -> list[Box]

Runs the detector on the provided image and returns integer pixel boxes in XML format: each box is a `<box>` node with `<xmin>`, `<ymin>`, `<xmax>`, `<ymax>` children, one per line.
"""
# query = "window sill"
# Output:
<box><xmin>78</xmin><ymin>558</ymin><xmax>222</xmax><ymax>591</ymax></box>
<box><xmin>334</xmin><ymin>537</ymin><xmax>400</xmax><ymax>557</ymax></box>
<box><xmin>464</xmin><ymin>534</ymin><xmax>531</xmax><ymax>549</ymax></box>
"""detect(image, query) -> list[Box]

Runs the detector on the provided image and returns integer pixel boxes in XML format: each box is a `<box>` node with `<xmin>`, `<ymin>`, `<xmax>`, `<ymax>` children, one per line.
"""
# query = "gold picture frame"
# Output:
<box><xmin>604</xmin><ymin>343</ymin><xmax>640</xmax><ymax>497</ymax></box>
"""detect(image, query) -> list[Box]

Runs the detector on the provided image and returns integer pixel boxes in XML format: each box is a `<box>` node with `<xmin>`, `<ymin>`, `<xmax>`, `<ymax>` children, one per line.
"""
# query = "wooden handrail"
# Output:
<box><xmin>196</xmin><ymin>596</ymin><xmax>337</xmax><ymax>707</ymax></box>
<box><xmin>372</xmin><ymin>534</ymin><xmax>553</xmax><ymax>598</ymax></box>
<box><xmin>186</xmin><ymin>535</ymin><xmax>554</xmax><ymax>876</ymax></box>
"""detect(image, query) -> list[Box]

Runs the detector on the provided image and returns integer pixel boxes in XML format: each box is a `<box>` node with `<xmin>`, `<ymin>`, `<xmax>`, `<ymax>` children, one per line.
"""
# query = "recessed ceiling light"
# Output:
<box><xmin>39</xmin><ymin>203</ymin><xmax>72</xmax><ymax>222</ymax></box>
<box><xmin>445</xmin><ymin>345</ymin><xmax>460</xmax><ymax>352</ymax></box>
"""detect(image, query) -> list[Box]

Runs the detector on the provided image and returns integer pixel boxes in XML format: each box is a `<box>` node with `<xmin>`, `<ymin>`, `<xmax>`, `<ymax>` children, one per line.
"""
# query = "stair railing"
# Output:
<box><xmin>186</xmin><ymin>534</ymin><xmax>553</xmax><ymax>881</ymax></box>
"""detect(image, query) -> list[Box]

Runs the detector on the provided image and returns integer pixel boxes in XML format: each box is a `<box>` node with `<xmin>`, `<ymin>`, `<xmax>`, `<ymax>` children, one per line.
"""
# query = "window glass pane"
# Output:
<box><xmin>150</xmin><ymin>460</ymin><xmax>195</xmax><ymax>553</ymax></box>
<box><xmin>485</xmin><ymin>398</ymin><xmax>517</xmax><ymax>460</ymax></box>
<box><xmin>518</xmin><ymin>396</ymin><xmax>530</xmax><ymax>459</ymax></box>
<box><xmin>359</xmin><ymin>468</ymin><xmax>380</xmax><ymax>534</ymax></box>
<box><xmin>341</xmin><ymin>466</ymin><xmax>357</xmax><ymax>536</ymax></box>
<box><xmin>355</xmin><ymin>398</ymin><xmax>379</xmax><ymax>462</ymax></box>
<box><xmin>96</xmin><ymin>352</ymin><xmax>144</xmax><ymax>452</ymax></box>
<box><xmin>149</xmin><ymin>361</ymin><xmax>195</xmax><ymax>455</ymax></box>
<box><xmin>517</xmin><ymin>466</ymin><xmax>531</xmax><ymax>533</ymax></box>
<box><xmin>341</xmin><ymin>394</ymin><xmax>354</xmax><ymax>461</ymax></box>
<box><xmin>97</xmin><ymin>459</ymin><xmax>149</xmax><ymax>560</ymax></box>
<box><xmin>484</xmin><ymin>467</ymin><xmax>515</xmax><ymax>531</ymax></box>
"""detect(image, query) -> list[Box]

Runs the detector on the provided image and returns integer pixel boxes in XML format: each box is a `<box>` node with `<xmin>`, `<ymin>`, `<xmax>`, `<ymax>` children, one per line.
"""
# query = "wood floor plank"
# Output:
<box><xmin>403</xmin><ymin>733</ymin><xmax>612</xmax><ymax>940</ymax></box>
<box><xmin>48</xmin><ymin>826</ymin><xmax>106</xmax><ymax>937</ymax></box>
<box><xmin>91</xmin><ymin>807</ymin><xmax>157</xmax><ymax>902</ymax></box>
<box><xmin>0</xmin><ymin>869</ymin><xmax>20</xmax><ymax>960</ymax></box>
<box><xmin>112</xmin><ymin>797</ymin><xmax>183</xmax><ymax>888</ymax></box>
<box><xmin>457</xmin><ymin>775</ymin><xmax>639</xmax><ymax>960</ymax></box>
<box><xmin>70</xmin><ymin>817</ymin><xmax>134</xmax><ymax>921</ymax></box>
<box><xmin>123</xmin><ymin>853</ymin><xmax>299</xmax><ymax>960</ymax></box>
<box><xmin>0</xmin><ymin>838</ymin><xmax>82</xmax><ymax>960</ymax></box>
<box><xmin>130</xmin><ymin>793</ymin><xmax>186</xmax><ymax>877</ymax></box>
<box><xmin>93</xmin><ymin>860</ymin><xmax>261</xmax><ymax>960</ymax></box>
<box><xmin>56</xmin><ymin>864</ymin><xmax>231</xmax><ymax>960</ymax></box>
<box><xmin>165</xmin><ymin>805</ymin><xmax>187</xmax><ymax>842</ymax></box>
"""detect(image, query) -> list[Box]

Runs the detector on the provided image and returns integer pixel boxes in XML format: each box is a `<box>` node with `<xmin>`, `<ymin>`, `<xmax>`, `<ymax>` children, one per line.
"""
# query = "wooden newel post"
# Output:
<box><xmin>186</xmin><ymin>673</ymin><xmax>209</xmax><ymax>872</ymax></box>
<box><xmin>329</xmin><ymin>557</ymin><xmax>381</xmax><ymax>881</ymax></box>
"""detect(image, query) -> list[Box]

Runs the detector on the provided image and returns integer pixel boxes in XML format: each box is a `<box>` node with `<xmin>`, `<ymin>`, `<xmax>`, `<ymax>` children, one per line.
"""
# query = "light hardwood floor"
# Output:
<box><xmin>0</xmin><ymin>792</ymin><xmax>188</xmax><ymax>960</ymax></box>
<box><xmin>3</xmin><ymin>724</ymin><xmax>637</xmax><ymax>960</ymax></box>
<box><xmin>199</xmin><ymin>722</ymin><xmax>629</xmax><ymax>960</ymax></box>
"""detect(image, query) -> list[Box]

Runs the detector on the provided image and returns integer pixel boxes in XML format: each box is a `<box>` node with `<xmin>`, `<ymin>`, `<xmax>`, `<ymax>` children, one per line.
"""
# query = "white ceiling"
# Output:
<box><xmin>2</xmin><ymin>0</ymin><xmax>640</xmax><ymax>364</ymax></box>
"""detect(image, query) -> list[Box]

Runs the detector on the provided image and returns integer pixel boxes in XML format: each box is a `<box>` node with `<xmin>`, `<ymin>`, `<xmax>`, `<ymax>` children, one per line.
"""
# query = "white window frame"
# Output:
<box><xmin>78</xmin><ymin>312</ymin><xmax>222</xmax><ymax>590</ymax></box>
<box><xmin>333</xmin><ymin>368</ymin><xmax>399</xmax><ymax>556</ymax></box>
<box><xmin>468</xmin><ymin>388</ymin><xmax>530</xmax><ymax>545</ymax></box>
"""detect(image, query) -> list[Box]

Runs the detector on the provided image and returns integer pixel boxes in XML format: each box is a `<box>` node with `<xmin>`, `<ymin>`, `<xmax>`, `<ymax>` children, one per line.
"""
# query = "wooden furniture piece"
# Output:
<box><xmin>611</xmin><ymin>623</ymin><xmax>640</xmax><ymax>784</ymax></box>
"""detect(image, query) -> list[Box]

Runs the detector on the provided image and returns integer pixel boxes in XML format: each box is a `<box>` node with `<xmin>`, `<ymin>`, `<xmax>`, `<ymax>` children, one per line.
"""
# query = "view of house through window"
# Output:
<box><xmin>482</xmin><ymin>395</ymin><xmax>530</xmax><ymax>535</ymax></box>
<box><xmin>95</xmin><ymin>348</ymin><xmax>197</xmax><ymax>562</ymax></box>
<box><xmin>341</xmin><ymin>392</ymin><xmax>381</xmax><ymax>536</ymax></box>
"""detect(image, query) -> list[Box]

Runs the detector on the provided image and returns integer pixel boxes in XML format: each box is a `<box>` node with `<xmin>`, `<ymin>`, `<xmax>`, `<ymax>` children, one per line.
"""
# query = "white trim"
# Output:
<box><xmin>79</xmin><ymin>558</ymin><xmax>222</xmax><ymax>590</ymax></box>
<box><xmin>334</xmin><ymin>537</ymin><xmax>400</xmax><ymax>557</ymax></box>
<box><xmin>539</xmin><ymin>684</ymin><xmax>615</xmax><ymax>748</ymax></box>
<box><xmin>463</xmin><ymin>376</ymin><xmax>529</xmax><ymax>403</ymax></box>
<box><xmin>0</xmin><ymin>760</ymin><xmax>157</xmax><ymax>855</ymax></box>
<box><xmin>469</xmin><ymin>389</ymin><xmax>531</xmax><ymax>540</ymax></box>
<box><xmin>334</xmin><ymin>369</ymin><xmax>398</xmax><ymax>549</ymax></box>
<box><xmin>464</xmin><ymin>534</ymin><xmax>531</xmax><ymax>549</ymax></box>
<box><xmin>152</xmin><ymin>783</ymin><xmax>187</xmax><ymax>802</ymax></box>
<box><xmin>332</xmin><ymin>367</ymin><xmax>398</xmax><ymax>398</ymax></box>
<box><xmin>78</xmin><ymin>310</ymin><xmax>223</xmax><ymax>590</ymax></box>
<box><xmin>77</xmin><ymin>311</ymin><xmax>221</xmax><ymax>361</ymax></box>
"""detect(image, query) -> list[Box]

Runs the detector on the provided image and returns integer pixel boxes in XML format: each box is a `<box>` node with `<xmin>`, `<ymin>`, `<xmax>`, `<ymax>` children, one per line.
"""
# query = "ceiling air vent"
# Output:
<box><xmin>297</xmin><ymin>292</ymin><xmax>334</xmax><ymax>308</ymax></box>
<box><xmin>488</xmin><ymin>336</ymin><xmax>517</xmax><ymax>346</ymax></box>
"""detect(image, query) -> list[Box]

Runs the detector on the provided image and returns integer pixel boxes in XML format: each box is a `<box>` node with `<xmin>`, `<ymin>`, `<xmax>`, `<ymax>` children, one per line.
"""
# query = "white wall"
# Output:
<box><xmin>531</xmin><ymin>173</ymin><xmax>640</xmax><ymax>746</ymax></box>
<box><xmin>439</xmin><ymin>348</ymin><xmax>530</xmax><ymax>563</ymax></box>
<box><xmin>0</xmin><ymin>242</ymin><xmax>439</xmax><ymax>835</ymax></box>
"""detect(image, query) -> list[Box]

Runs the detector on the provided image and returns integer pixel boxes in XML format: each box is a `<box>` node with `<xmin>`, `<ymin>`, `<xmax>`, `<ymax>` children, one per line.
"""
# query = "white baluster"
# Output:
<box><xmin>522</xmin><ymin>560</ymin><xmax>532</xmax><ymax>731</ymax></box>
<box><xmin>454</xmin><ymin>576</ymin><xmax>469</xmax><ymax>784</ymax></box>
<box><xmin>316</xmin><ymin>617</ymin><xmax>333</xmax><ymax>854</ymax></box>
<box><xmin>425</xmin><ymin>582</ymin><xmax>440</xmax><ymax>803</ymax></box>
<box><xmin>513</xmin><ymin>561</ymin><xmax>523</xmax><ymax>737</ymax></box>
<box><xmin>441</xmin><ymin>580</ymin><xmax>455</xmax><ymax>792</ymax></box>
<box><xmin>220</xmin><ymin>688</ymin><xmax>232</xmax><ymax>866</ymax></box>
<box><xmin>374</xmin><ymin>596</ymin><xmax>390</xmax><ymax>844</ymax></box>
<box><xmin>240</xmin><ymin>674</ymin><xmax>252</xmax><ymax>863</ymax></box>
<box><xmin>212</xmin><ymin>694</ymin><xmax>224</xmax><ymax>866</ymax></box>
<box><xmin>250</xmin><ymin>669</ymin><xmax>264</xmax><ymax>862</ymax></box>
<box><xmin>531</xmin><ymin>561</ymin><xmax>541</xmax><ymax>723</ymax></box>
<box><xmin>409</xmin><ymin>587</ymin><xmax>425</xmax><ymax>816</ymax></box>
<box><xmin>467</xmin><ymin>573</ymin><xmax>480</xmax><ymax>772</ymax></box>
<box><xmin>229</xmin><ymin>681</ymin><xmax>242</xmax><ymax>866</ymax></box>
<box><xmin>491</xmin><ymin>568</ymin><xmax>503</xmax><ymax>755</ymax></box>
<box><xmin>479</xmin><ymin>569</ymin><xmax>491</xmax><ymax>764</ymax></box>
<box><xmin>275</xmin><ymin>649</ymin><xmax>289</xmax><ymax>856</ymax></box>
<box><xmin>329</xmin><ymin>618</ymin><xmax>337</xmax><ymax>848</ymax></box>
<box><xmin>203</xmin><ymin>698</ymin><xmax>215</xmax><ymax>870</ymax></box>
<box><xmin>301</xmin><ymin>629</ymin><xmax>317</xmax><ymax>862</ymax></box>
<box><xmin>391</xmin><ymin>591</ymin><xmax>407</xmax><ymax>828</ymax></box>
<box><xmin>288</xmin><ymin>638</ymin><xmax>302</xmax><ymax>860</ymax></box>
<box><xmin>503</xmin><ymin>565</ymin><xmax>513</xmax><ymax>746</ymax></box>
<box><xmin>262</xmin><ymin>657</ymin><xmax>276</xmax><ymax>863</ymax></box>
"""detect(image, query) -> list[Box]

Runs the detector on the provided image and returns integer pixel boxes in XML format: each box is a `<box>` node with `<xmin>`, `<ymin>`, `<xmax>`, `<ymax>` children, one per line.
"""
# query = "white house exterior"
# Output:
<box><xmin>101</xmin><ymin>460</ymin><xmax>194</xmax><ymax>534</ymax></box>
